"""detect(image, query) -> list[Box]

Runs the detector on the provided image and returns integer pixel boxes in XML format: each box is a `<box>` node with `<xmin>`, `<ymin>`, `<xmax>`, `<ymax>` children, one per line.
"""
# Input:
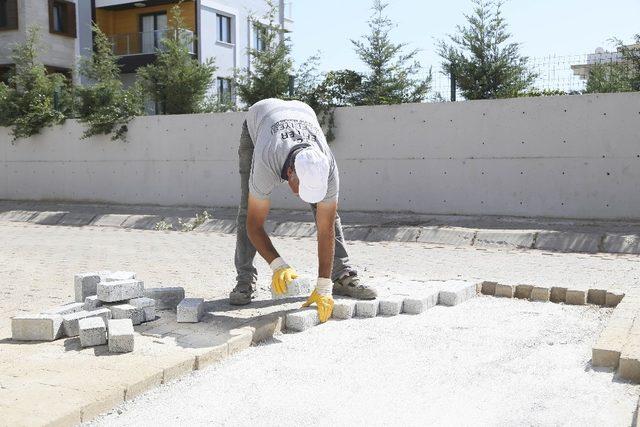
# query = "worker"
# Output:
<box><xmin>230</xmin><ymin>98</ymin><xmax>377</xmax><ymax>322</ymax></box>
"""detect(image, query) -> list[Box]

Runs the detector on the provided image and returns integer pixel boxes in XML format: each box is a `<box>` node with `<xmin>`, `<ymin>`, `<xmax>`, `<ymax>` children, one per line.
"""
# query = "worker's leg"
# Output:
<box><xmin>231</xmin><ymin>121</ymin><xmax>257</xmax><ymax>305</ymax></box>
<box><xmin>309</xmin><ymin>203</ymin><xmax>356</xmax><ymax>281</ymax></box>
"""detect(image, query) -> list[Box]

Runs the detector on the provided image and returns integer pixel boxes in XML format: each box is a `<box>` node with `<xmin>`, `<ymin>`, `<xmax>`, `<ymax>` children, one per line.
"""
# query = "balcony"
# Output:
<box><xmin>110</xmin><ymin>29</ymin><xmax>195</xmax><ymax>56</ymax></box>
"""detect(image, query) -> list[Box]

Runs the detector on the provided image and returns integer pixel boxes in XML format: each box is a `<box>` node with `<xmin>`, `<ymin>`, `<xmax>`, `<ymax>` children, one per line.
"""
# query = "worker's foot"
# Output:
<box><xmin>332</xmin><ymin>273</ymin><xmax>377</xmax><ymax>300</ymax></box>
<box><xmin>229</xmin><ymin>282</ymin><xmax>256</xmax><ymax>305</ymax></box>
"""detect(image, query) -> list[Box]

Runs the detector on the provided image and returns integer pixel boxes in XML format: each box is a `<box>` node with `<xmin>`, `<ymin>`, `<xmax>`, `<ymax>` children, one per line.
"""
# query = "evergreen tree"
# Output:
<box><xmin>137</xmin><ymin>4</ymin><xmax>217</xmax><ymax>114</ymax></box>
<box><xmin>586</xmin><ymin>35</ymin><xmax>640</xmax><ymax>93</ymax></box>
<box><xmin>77</xmin><ymin>24</ymin><xmax>142</xmax><ymax>141</ymax></box>
<box><xmin>437</xmin><ymin>0</ymin><xmax>536</xmax><ymax>99</ymax></box>
<box><xmin>351</xmin><ymin>0</ymin><xmax>431</xmax><ymax>105</ymax></box>
<box><xmin>235</xmin><ymin>1</ymin><xmax>292</xmax><ymax>106</ymax></box>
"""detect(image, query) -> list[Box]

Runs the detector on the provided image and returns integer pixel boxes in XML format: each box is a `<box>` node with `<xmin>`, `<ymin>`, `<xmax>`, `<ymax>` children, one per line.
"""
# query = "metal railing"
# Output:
<box><xmin>109</xmin><ymin>29</ymin><xmax>195</xmax><ymax>56</ymax></box>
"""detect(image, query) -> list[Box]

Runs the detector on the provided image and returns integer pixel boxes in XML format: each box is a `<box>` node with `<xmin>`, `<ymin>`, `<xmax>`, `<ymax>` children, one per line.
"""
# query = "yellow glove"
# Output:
<box><xmin>270</xmin><ymin>257</ymin><xmax>298</xmax><ymax>295</ymax></box>
<box><xmin>302</xmin><ymin>278</ymin><xmax>334</xmax><ymax>323</ymax></box>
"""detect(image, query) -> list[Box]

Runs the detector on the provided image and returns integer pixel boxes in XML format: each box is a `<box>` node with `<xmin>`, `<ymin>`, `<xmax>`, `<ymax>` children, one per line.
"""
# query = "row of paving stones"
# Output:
<box><xmin>1</xmin><ymin>208</ymin><xmax>640</xmax><ymax>254</ymax></box>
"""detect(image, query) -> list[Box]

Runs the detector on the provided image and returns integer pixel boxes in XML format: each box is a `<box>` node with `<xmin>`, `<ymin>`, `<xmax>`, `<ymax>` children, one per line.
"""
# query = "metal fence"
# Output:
<box><xmin>429</xmin><ymin>51</ymin><xmax>624</xmax><ymax>101</ymax></box>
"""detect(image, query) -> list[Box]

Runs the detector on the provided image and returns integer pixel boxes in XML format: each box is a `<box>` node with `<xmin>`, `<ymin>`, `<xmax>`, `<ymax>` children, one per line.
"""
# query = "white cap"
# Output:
<box><xmin>294</xmin><ymin>148</ymin><xmax>330</xmax><ymax>203</ymax></box>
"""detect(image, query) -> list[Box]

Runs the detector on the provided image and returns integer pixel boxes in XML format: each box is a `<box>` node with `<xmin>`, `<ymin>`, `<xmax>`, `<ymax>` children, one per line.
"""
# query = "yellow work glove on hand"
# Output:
<box><xmin>270</xmin><ymin>257</ymin><xmax>298</xmax><ymax>295</ymax></box>
<box><xmin>302</xmin><ymin>278</ymin><xmax>334</xmax><ymax>323</ymax></box>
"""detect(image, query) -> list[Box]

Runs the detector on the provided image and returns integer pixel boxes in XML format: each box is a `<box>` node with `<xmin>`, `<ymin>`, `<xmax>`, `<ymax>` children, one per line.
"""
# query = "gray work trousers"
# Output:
<box><xmin>234</xmin><ymin>120</ymin><xmax>356</xmax><ymax>285</ymax></box>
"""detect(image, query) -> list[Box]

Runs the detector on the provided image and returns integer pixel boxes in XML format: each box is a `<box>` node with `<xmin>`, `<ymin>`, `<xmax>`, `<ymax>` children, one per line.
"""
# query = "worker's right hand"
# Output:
<box><xmin>270</xmin><ymin>257</ymin><xmax>298</xmax><ymax>295</ymax></box>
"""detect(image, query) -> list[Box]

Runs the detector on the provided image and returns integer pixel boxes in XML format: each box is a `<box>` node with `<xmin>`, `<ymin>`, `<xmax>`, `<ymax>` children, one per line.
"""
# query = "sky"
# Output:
<box><xmin>289</xmin><ymin>0</ymin><xmax>640</xmax><ymax>92</ymax></box>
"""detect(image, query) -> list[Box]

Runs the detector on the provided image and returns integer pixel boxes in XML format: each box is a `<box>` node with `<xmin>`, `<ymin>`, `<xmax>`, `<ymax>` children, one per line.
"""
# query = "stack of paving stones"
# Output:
<box><xmin>285</xmin><ymin>280</ymin><xmax>478</xmax><ymax>332</ymax></box>
<box><xmin>10</xmin><ymin>270</ymin><xmax>186</xmax><ymax>354</ymax></box>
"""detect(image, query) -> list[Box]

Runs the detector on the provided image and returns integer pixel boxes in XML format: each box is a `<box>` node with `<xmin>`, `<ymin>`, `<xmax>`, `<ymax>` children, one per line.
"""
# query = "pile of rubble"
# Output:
<box><xmin>11</xmin><ymin>271</ymin><xmax>186</xmax><ymax>353</ymax></box>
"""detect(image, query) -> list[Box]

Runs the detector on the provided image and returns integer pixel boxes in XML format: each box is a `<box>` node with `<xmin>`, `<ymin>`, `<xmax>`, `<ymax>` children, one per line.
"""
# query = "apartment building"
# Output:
<box><xmin>0</xmin><ymin>0</ymin><xmax>93</xmax><ymax>81</ymax></box>
<box><xmin>94</xmin><ymin>0</ymin><xmax>293</xmax><ymax>104</ymax></box>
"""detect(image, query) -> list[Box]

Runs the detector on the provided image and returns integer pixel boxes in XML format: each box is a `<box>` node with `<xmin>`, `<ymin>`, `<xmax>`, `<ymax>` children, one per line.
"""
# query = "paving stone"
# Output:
<box><xmin>332</xmin><ymin>300</ymin><xmax>356</xmax><ymax>319</ymax></box>
<box><xmin>91</xmin><ymin>214</ymin><xmax>130</xmax><ymax>228</ymax></box>
<box><xmin>74</xmin><ymin>273</ymin><xmax>102</xmax><ymax>302</ymax></box>
<box><xmin>439</xmin><ymin>281</ymin><xmax>477</xmax><ymax>306</ymax></box>
<box><xmin>355</xmin><ymin>300</ymin><xmax>379</xmax><ymax>318</ymax></box>
<box><xmin>121</xmin><ymin>215</ymin><xmax>163</xmax><ymax>230</ymax></box>
<box><xmin>106</xmin><ymin>271</ymin><xmax>136</xmax><ymax>282</ymax></box>
<box><xmin>534</xmin><ymin>231</ymin><xmax>601</xmax><ymax>253</ymax></box>
<box><xmin>273</xmin><ymin>222</ymin><xmax>317</xmax><ymax>237</ymax></box>
<box><xmin>29</xmin><ymin>211</ymin><xmax>66</xmax><ymax>225</ymax></box>
<box><xmin>416</xmin><ymin>227</ymin><xmax>476</xmax><ymax>246</ymax></box>
<box><xmin>110</xmin><ymin>304</ymin><xmax>144</xmax><ymax>326</ymax></box>
<box><xmin>618</xmin><ymin>342</ymin><xmax>640</xmax><ymax>382</ymax></box>
<box><xmin>11</xmin><ymin>313</ymin><xmax>63</xmax><ymax>341</ymax></box>
<box><xmin>193</xmin><ymin>218</ymin><xmax>237</xmax><ymax>233</ymax></box>
<box><xmin>550</xmin><ymin>287</ymin><xmax>567</xmax><ymax>303</ymax></box>
<box><xmin>62</xmin><ymin>308</ymin><xmax>112</xmax><ymax>337</ymax></box>
<box><xmin>128</xmin><ymin>297</ymin><xmax>156</xmax><ymax>322</ymax></box>
<box><xmin>108</xmin><ymin>319</ymin><xmax>134</xmax><ymax>353</ymax></box>
<box><xmin>494</xmin><ymin>284</ymin><xmax>514</xmax><ymax>298</ymax></box>
<box><xmin>592</xmin><ymin>338</ymin><xmax>623</xmax><ymax>368</ymax></box>
<box><xmin>378</xmin><ymin>297</ymin><xmax>404</xmax><ymax>316</ymax></box>
<box><xmin>97</xmin><ymin>279</ymin><xmax>144</xmax><ymax>302</ymax></box>
<box><xmin>565</xmin><ymin>289</ymin><xmax>587</xmax><ymax>305</ymax></box>
<box><xmin>285</xmin><ymin>308</ymin><xmax>319</xmax><ymax>332</ymax></box>
<box><xmin>144</xmin><ymin>287</ymin><xmax>185</xmax><ymax>310</ymax></box>
<box><xmin>366</xmin><ymin>227</ymin><xmax>421</xmax><ymax>242</ymax></box>
<box><xmin>513</xmin><ymin>284</ymin><xmax>534</xmax><ymax>299</ymax></box>
<box><xmin>42</xmin><ymin>302</ymin><xmax>85</xmax><ymax>316</ymax></box>
<box><xmin>473</xmin><ymin>230</ymin><xmax>535</xmax><ymax>249</ymax></box>
<box><xmin>481</xmin><ymin>281</ymin><xmax>497</xmax><ymax>296</ymax></box>
<box><xmin>602</xmin><ymin>233</ymin><xmax>640</xmax><ymax>254</ymax></box>
<box><xmin>606</xmin><ymin>290</ymin><xmax>625</xmax><ymax>308</ymax></box>
<box><xmin>271</xmin><ymin>277</ymin><xmax>313</xmax><ymax>300</ymax></box>
<box><xmin>0</xmin><ymin>209</ymin><xmax>36</xmax><ymax>222</ymax></box>
<box><xmin>530</xmin><ymin>287</ymin><xmax>550</xmax><ymax>302</ymax></box>
<box><xmin>177</xmin><ymin>298</ymin><xmax>204</xmax><ymax>323</ymax></box>
<box><xmin>342</xmin><ymin>226</ymin><xmax>372</xmax><ymax>241</ymax></box>
<box><xmin>587</xmin><ymin>289</ymin><xmax>607</xmax><ymax>306</ymax></box>
<box><xmin>84</xmin><ymin>295</ymin><xmax>102</xmax><ymax>311</ymax></box>
<box><xmin>79</xmin><ymin>317</ymin><xmax>107</xmax><ymax>347</ymax></box>
<box><xmin>403</xmin><ymin>289</ymin><xmax>439</xmax><ymax>314</ymax></box>
<box><xmin>58</xmin><ymin>212</ymin><xmax>96</xmax><ymax>226</ymax></box>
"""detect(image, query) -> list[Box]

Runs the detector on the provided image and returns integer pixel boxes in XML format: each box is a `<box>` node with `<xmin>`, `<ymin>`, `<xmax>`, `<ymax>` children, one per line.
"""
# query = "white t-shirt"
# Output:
<box><xmin>245</xmin><ymin>98</ymin><xmax>339</xmax><ymax>203</ymax></box>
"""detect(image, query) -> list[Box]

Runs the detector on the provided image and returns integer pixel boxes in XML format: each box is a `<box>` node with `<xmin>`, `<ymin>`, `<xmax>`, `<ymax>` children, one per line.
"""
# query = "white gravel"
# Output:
<box><xmin>88</xmin><ymin>297</ymin><xmax>639</xmax><ymax>426</ymax></box>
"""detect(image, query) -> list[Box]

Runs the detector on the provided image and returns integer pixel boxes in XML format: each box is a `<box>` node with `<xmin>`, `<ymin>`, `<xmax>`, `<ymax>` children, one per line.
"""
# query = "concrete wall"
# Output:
<box><xmin>1</xmin><ymin>92</ymin><xmax>640</xmax><ymax>219</ymax></box>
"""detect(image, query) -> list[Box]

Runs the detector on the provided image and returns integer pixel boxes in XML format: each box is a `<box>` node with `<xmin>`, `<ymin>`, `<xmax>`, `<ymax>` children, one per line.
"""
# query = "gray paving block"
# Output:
<box><xmin>97</xmin><ymin>279</ymin><xmax>144</xmax><ymax>302</ymax></box>
<box><xmin>403</xmin><ymin>289</ymin><xmax>439</xmax><ymax>314</ymax></box>
<box><xmin>332</xmin><ymin>300</ymin><xmax>357</xmax><ymax>319</ymax></box>
<box><xmin>177</xmin><ymin>298</ymin><xmax>204</xmax><ymax>323</ymax></box>
<box><xmin>144</xmin><ymin>287</ymin><xmax>185</xmax><ymax>310</ymax></box>
<box><xmin>79</xmin><ymin>317</ymin><xmax>107</xmax><ymax>347</ymax></box>
<box><xmin>29</xmin><ymin>211</ymin><xmax>66</xmax><ymax>225</ymax></box>
<box><xmin>108</xmin><ymin>319</ymin><xmax>134</xmax><ymax>353</ymax></box>
<box><xmin>495</xmin><ymin>284</ymin><xmax>514</xmax><ymax>298</ymax></box>
<box><xmin>90</xmin><ymin>214</ymin><xmax>130</xmax><ymax>228</ymax></box>
<box><xmin>565</xmin><ymin>289</ymin><xmax>587</xmax><ymax>305</ymax></box>
<box><xmin>480</xmin><ymin>281</ymin><xmax>497</xmax><ymax>296</ymax></box>
<box><xmin>602</xmin><ymin>234</ymin><xmax>640</xmax><ymax>254</ymax></box>
<box><xmin>550</xmin><ymin>287</ymin><xmax>567</xmax><ymax>303</ymax></box>
<box><xmin>128</xmin><ymin>297</ymin><xmax>156</xmax><ymax>322</ymax></box>
<box><xmin>366</xmin><ymin>227</ymin><xmax>421</xmax><ymax>242</ymax></box>
<box><xmin>606</xmin><ymin>290</ymin><xmax>625</xmax><ymax>307</ymax></box>
<box><xmin>74</xmin><ymin>273</ymin><xmax>102</xmax><ymax>302</ymax></box>
<box><xmin>534</xmin><ymin>231</ymin><xmax>601</xmax><ymax>253</ymax></box>
<box><xmin>271</xmin><ymin>278</ymin><xmax>313</xmax><ymax>300</ymax></box>
<box><xmin>355</xmin><ymin>300</ymin><xmax>379</xmax><ymax>318</ymax></box>
<box><xmin>0</xmin><ymin>210</ymin><xmax>37</xmax><ymax>222</ymax></box>
<box><xmin>438</xmin><ymin>281</ymin><xmax>477</xmax><ymax>306</ymax></box>
<box><xmin>42</xmin><ymin>302</ymin><xmax>85</xmax><ymax>316</ymax></box>
<box><xmin>106</xmin><ymin>271</ymin><xmax>136</xmax><ymax>282</ymax></box>
<box><xmin>342</xmin><ymin>226</ymin><xmax>372</xmax><ymax>241</ymax></box>
<box><xmin>121</xmin><ymin>215</ymin><xmax>163</xmax><ymax>230</ymax></box>
<box><xmin>416</xmin><ymin>227</ymin><xmax>476</xmax><ymax>246</ymax></box>
<box><xmin>285</xmin><ymin>308</ymin><xmax>319</xmax><ymax>332</ymax></box>
<box><xmin>62</xmin><ymin>308</ymin><xmax>112</xmax><ymax>337</ymax></box>
<box><xmin>587</xmin><ymin>289</ymin><xmax>607</xmax><ymax>306</ymax></box>
<box><xmin>109</xmin><ymin>304</ymin><xmax>144</xmax><ymax>326</ymax></box>
<box><xmin>58</xmin><ymin>212</ymin><xmax>96</xmax><ymax>226</ymax></box>
<box><xmin>11</xmin><ymin>313</ymin><xmax>63</xmax><ymax>341</ymax></box>
<box><xmin>273</xmin><ymin>222</ymin><xmax>317</xmax><ymax>237</ymax></box>
<box><xmin>194</xmin><ymin>218</ymin><xmax>237</xmax><ymax>233</ymax></box>
<box><xmin>530</xmin><ymin>287</ymin><xmax>550</xmax><ymax>302</ymax></box>
<box><xmin>378</xmin><ymin>297</ymin><xmax>404</xmax><ymax>316</ymax></box>
<box><xmin>84</xmin><ymin>295</ymin><xmax>102</xmax><ymax>311</ymax></box>
<box><xmin>473</xmin><ymin>230</ymin><xmax>536</xmax><ymax>249</ymax></box>
<box><xmin>514</xmin><ymin>285</ymin><xmax>534</xmax><ymax>299</ymax></box>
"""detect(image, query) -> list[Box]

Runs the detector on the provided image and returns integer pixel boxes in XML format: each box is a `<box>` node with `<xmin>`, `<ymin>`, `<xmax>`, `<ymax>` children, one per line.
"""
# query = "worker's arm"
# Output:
<box><xmin>246</xmin><ymin>193</ymin><xmax>298</xmax><ymax>294</ymax></box>
<box><xmin>302</xmin><ymin>199</ymin><xmax>337</xmax><ymax>323</ymax></box>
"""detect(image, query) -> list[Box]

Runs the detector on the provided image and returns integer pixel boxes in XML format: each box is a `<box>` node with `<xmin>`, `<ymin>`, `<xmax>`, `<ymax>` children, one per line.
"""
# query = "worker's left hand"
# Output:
<box><xmin>302</xmin><ymin>278</ymin><xmax>334</xmax><ymax>323</ymax></box>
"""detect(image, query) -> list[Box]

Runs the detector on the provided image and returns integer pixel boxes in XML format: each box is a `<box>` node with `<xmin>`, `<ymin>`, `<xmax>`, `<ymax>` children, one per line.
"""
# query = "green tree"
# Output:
<box><xmin>586</xmin><ymin>35</ymin><xmax>640</xmax><ymax>93</ymax></box>
<box><xmin>351</xmin><ymin>0</ymin><xmax>431</xmax><ymax>105</ymax></box>
<box><xmin>77</xmin><ymin>24</ymin><xmax>142</xmax><ymax>141</ymax></box>
<box><xmin>618</xmin><ymin>34</ymin><xmax>640</xmax><ymax>90</ymax></box>
<box><xmin>2</xmin><ymin>27</ymin><xmax>70</xmax><ymax>140</ymax></box>
<box><xmin>137</xmin><ymin>4</ymin><xmax>217</xmax><ymax>114</ymax></box>
<box><xmin>437</xmin><ymin>0</ymin><xmax>536</xmax><ymax>100</ymax></box>
<box><xmin>235</xmin><ymin>1</ymin><xmax>292</xmax><ymax>106</ymax></box>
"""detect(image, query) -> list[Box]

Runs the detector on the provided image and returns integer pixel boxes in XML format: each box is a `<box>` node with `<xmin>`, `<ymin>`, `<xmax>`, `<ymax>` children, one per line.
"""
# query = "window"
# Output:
<box><xmin>0</xmin><ymin>0</ymin><xmax>18</xmax><ymax>31</ymax></box>
<box><xmin>217</xmin><ymin>14</ymin><xmax>231</xmax><ymax>44</ymax></box>
<box><xmin>254</xmin><ymin>23</ymin><xmax>265</xmax><ymax>52</ymax></box>
<box><xmin>140</xmin><ymin>12</ymin><xmax>168</xmax><ymax>54</ymax></box>
<box><xmin>48</xmin><ymin>0</ymin><xmax>76</xmax><ymax>38</ymax></box>
<box><xmin>217</xmin><ymin>77</ymin><xmax>233</xmax><ymax>105</ymax></box>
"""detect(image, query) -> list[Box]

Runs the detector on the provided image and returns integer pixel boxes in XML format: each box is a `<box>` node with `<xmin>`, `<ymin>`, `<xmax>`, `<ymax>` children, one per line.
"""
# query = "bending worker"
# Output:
<box><xmin>230</xmin><ymin>98</ymin><xmax>377</xmax><ymax>322</ymax></box>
